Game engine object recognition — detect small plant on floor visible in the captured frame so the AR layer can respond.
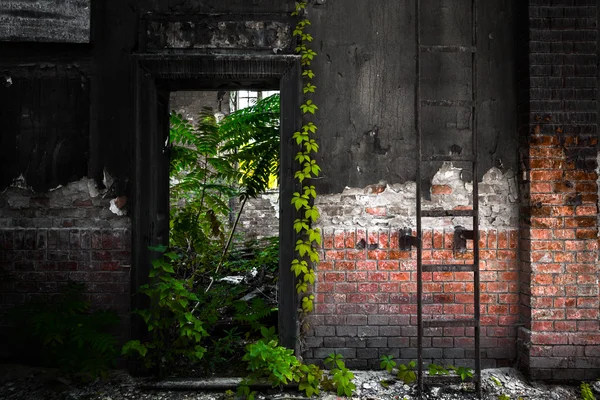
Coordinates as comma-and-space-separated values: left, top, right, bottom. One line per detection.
5, 282, 120, 380
322, 353, 356, 397
427, 363, 449, 376
238, 326, 303, 399
379, 356, 417, 384
498, 394, 510, 400
449, 365, 474, 381
238, 333, 357, 398
380, 354, 397, 373
397, 360, 417, 384
581, 382, 596, 400
237, 326, 324, 398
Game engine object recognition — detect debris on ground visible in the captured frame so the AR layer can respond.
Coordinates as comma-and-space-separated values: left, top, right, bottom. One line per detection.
0, 364, 585, 400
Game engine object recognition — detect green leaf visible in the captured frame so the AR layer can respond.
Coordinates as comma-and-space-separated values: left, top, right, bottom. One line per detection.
293, 218, 310, 233
291, 259, 309, 277
303, 83, 317, 94
295, 239, 312, 257
302, 69, 316, 79
293, 131, 309, 144
296, 282, 308, 293
292, 192, 310, 210
302, 295, 314, 312
307, 228, 322, 246
305, 206, 320, 223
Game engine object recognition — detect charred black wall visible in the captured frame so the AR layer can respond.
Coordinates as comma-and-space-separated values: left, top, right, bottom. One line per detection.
311, 0, 518, 194
0, 45, 91, 192
0, 0, 517, 195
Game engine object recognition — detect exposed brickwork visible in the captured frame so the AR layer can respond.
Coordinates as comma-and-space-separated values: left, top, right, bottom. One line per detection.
303, 227, 519, 369
518, 0, 599, 381
0, 179, 131, 358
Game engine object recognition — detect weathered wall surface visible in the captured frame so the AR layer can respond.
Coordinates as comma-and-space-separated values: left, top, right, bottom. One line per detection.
303, 165, 520, 369
0, 0, 598, 381
0, 0, 90, 43
0, 178, 131, 358
0, 0, 295, 357
310, 0, 518, 194
169, 91, 230, 120
517, 1, 600, 381
0, 63, 90, 192
300, 0, 522, 370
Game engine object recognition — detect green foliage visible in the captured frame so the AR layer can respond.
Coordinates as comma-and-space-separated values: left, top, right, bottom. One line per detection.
238, 329, 311, 399
219, 93, 280, 198
128, 94, 283, 376
225, 236, 279, 276
291, 0, 321, 316
323, 353, 356, 397
233, 297, 277, 331
243, 337, 299, 386
498, 395, 510, 400
237, 335, 356, 398
169, 94, 280, 254
380, 355, 397, 373
5, 282, 119, 380
121, 247, 208, 375
427, 363, 449, 376
448, 365, 474, 381
490, 375, 503, 387
581, 382, 596, 400
396, 360, 417, 384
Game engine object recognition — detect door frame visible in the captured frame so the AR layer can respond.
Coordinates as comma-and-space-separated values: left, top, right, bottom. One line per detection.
131, 53, 302, 350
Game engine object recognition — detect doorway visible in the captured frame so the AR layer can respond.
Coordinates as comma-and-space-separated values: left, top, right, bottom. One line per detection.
130, 54, 302, 353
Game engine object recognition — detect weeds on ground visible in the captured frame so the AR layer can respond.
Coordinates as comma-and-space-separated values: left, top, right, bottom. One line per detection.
5, 282, 120, 380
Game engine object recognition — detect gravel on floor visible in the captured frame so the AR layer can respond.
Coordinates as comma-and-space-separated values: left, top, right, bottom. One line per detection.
0, 364, 592, 400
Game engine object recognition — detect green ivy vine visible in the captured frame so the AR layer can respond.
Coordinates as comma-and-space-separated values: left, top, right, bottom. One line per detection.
291, 1, 320, 315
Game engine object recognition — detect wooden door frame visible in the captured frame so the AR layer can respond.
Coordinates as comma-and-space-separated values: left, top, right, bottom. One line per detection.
131, 53, 302, 350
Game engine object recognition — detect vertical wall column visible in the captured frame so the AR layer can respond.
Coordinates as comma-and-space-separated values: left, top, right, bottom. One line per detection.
518, 0, 599, 380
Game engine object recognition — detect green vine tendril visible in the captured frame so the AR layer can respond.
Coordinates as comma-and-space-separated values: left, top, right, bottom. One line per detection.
291, 1, 320, 315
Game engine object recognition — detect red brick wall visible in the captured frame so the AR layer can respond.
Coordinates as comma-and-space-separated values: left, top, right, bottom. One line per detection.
303, 227, 519, 369
516, 0, 600, 381
0, 181, 131, 357
519, 127, 599, 380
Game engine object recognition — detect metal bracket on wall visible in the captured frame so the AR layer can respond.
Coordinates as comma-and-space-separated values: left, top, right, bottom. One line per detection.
398, 227, 419, 251
453, 225, 474, 253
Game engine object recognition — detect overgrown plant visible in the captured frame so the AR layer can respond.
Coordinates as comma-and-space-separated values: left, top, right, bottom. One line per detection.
121, 245, 208, 375
291, 1, 321, 316
237, 327, 323, 399
237, 332, 356, 399
322, 353, 356, 397
5, 282, 120, 380
125, 96, 282, 376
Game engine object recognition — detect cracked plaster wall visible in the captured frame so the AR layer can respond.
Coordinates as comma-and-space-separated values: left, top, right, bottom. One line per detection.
316, 164, 519, 232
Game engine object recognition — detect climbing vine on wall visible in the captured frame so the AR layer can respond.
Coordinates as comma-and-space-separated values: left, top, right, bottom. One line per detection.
291, 1, 320, 316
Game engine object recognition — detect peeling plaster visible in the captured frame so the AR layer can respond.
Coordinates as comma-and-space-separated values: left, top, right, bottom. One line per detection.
315, 164, 519, 230
1, 174, 128, 222
110, 197, 127, 216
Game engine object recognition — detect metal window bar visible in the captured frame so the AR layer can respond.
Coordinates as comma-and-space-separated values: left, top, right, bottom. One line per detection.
414, 0, 481, 398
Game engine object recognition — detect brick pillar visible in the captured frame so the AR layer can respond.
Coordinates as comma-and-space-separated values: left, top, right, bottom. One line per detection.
518, 1, 600, 380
